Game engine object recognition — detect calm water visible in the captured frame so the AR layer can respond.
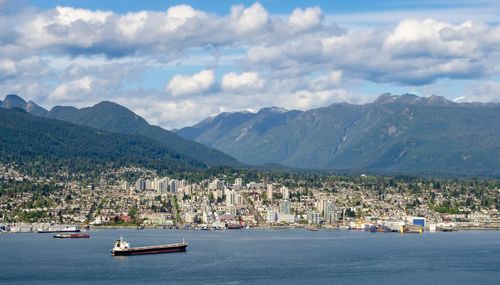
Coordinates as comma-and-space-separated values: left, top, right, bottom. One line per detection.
0, 229, 499, 284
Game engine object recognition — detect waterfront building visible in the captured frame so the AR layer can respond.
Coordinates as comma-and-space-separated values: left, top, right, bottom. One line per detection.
267, 208, 278, 223
278, 213, 295, 223
307, 211, 320, 225
324, 201, 336, 224
280, 200, 291, 215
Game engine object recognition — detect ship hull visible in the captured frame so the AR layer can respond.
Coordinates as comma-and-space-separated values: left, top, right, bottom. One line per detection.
54, 234, 89, 238
112, 244, 187, 256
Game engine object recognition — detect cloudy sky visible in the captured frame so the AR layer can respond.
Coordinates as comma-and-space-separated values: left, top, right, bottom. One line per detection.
1, 0, 500, 129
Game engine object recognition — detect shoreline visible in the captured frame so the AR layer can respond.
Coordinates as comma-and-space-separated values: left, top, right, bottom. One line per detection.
2, 224, 499, 233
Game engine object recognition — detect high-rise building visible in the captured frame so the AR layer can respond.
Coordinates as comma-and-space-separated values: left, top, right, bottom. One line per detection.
226, 190, 236, 206
159, 179, 169, 195
324, 201, 336, 224
235, 193, 244, 205
281, 186, 290, 200
234, 178, 243, 190
267, 208, 277, 223
267, 184, 273, 201
145, 179, 153, 190
169, 179, 178, 193
135, 178, 145, 191
307, 211, 320, 225
209, 179, 225, 190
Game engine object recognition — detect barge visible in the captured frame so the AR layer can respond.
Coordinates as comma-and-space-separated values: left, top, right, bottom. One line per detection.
54, 233, 89, 238
111, 237, 188, 256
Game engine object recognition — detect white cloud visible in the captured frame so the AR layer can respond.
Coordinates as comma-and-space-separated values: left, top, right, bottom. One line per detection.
288, 7, 323, 32
231, 2, 269, 33
166, 69, 215, 96
0, 59, 17, 76
309, 71, 343, 91
49, 76, 93, 102
221, 72, 264, 91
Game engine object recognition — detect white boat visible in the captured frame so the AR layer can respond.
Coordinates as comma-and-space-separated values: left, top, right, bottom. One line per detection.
38, 225, 80, 233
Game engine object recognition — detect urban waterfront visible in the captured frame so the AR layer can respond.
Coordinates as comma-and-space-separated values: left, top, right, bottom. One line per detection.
0, 229, 499, 284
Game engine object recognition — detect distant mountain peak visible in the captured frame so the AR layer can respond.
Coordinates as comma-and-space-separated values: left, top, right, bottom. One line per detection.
25, 100, 48, 116
426, 94, 454, 105
374, 93, 454, 106
93, 100, 123, 108
258, 106, 289, 114
1, 94, 48, 116
2, 94, 27, 108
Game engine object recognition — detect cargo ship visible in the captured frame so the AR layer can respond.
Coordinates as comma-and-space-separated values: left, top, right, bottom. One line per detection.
111, 237, 188, 256
54, 233, 90, 238
38, 226, 80, 233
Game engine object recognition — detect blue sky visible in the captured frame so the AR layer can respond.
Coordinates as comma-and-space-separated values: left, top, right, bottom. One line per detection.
1, 0, 500, 128
25, 0, 490, 15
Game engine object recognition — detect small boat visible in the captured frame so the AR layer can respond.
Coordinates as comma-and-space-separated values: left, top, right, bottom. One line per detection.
111, 237, 188, 256
227, 223, 243, 230
53, 233, 90, 238
438, 227, 457, 232
369, 225, 392, 233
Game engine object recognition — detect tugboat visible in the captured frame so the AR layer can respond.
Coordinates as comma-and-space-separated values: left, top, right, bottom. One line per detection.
54, 233, 90, 238
111, 237, 188, 256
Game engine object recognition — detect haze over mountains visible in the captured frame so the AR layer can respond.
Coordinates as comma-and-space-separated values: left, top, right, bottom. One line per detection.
177, 94, 500, 176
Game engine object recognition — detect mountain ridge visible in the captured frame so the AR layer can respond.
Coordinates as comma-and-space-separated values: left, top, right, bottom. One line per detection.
176, 93, 500, 176
0, 95, 240, 167
0, 107, 206, 175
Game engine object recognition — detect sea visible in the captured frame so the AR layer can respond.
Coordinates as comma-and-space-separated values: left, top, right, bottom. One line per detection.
0, 229, 499, 284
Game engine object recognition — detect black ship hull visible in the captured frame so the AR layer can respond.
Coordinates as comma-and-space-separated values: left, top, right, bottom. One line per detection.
112, 244, 187, 256
39, 230, 80, 233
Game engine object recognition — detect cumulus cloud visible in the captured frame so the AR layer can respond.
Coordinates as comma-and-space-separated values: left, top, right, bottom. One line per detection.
49, 76, 93, 102
288, 7, 323, 32
166, 69, 215, 96
221, 72, 264, 91
1, 1, 500, 128
231, 2, 269, 33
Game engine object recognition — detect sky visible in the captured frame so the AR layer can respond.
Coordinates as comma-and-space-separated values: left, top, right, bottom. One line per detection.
1, 0, 500, 129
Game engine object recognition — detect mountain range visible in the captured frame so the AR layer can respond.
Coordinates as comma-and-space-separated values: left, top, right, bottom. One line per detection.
177, 94, 500, 176
0, 94, 239, 168
0, 107, 205, 175
2, 93, 499, 177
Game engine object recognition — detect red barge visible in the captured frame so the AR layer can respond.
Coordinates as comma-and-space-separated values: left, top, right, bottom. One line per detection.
111, 237, 188, 256
53, 233, 90, 238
